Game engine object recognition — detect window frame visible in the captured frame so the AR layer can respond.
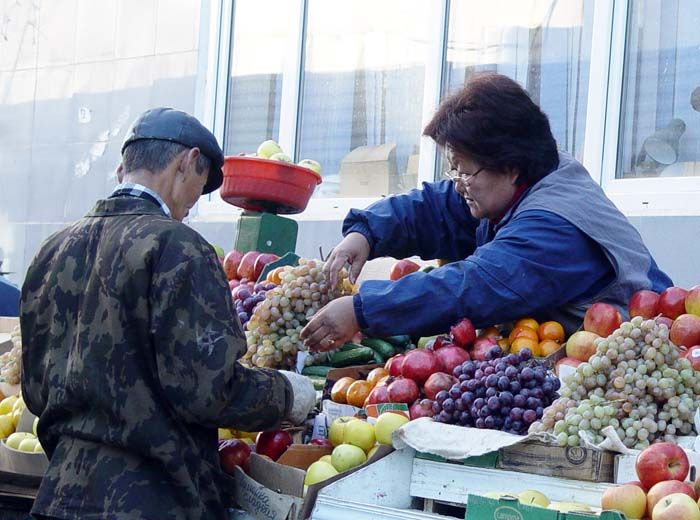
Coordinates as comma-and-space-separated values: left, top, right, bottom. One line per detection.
195, 0, 700, 222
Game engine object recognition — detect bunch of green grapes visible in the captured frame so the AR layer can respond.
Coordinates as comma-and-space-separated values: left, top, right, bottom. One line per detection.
538, 316, 699, 449
0, 326, 22, 385
242, 259, 351, 369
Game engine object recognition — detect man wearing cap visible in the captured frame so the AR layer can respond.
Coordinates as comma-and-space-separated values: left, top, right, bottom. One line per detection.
20, 108, 315, 520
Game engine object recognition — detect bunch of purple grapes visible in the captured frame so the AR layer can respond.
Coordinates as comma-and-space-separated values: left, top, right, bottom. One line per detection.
432, 346, 560, 434
233, 282, 276, 325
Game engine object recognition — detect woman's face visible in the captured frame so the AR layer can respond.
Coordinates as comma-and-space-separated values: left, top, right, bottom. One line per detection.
446, 147, 520, 221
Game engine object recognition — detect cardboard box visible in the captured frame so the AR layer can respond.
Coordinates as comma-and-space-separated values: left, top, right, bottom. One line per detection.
466, 494, 628, 520
321, 364, 383, 402
233, 444, 393, 520
338, 144, 398, 197
0, 408, 48, 478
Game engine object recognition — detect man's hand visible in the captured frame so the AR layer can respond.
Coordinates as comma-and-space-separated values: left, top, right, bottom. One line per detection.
323, 233, 370, 290
300, 296, 359, 352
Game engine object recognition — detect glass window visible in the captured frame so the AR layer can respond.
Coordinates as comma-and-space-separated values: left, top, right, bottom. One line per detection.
223, 0, 295, 155
297, 0, 434, 198
617, 0, 700, 179
442, 0, 594, 173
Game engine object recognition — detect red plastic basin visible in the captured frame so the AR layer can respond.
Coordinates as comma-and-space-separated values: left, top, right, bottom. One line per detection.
221, 156, 322, 214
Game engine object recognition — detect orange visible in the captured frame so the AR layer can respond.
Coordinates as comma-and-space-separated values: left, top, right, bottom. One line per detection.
482, 326, 502, 338
266, 267, 284, 285
346, 380, 374, 408
538, 321, 565, 343
330, 377, 355, 404
539, 339, 561, 357
497, 338, 511, 353
508, 326, 539, 343
510, 337, 540, 357
366, 367, 388, 387
514, 318, 539, 331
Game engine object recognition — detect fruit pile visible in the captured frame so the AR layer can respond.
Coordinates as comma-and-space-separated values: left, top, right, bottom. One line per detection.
250, 139, 322, 177
432, 347, 560, 434
243, 259, 353, 369
533, 315, 699, 449
601, 442, 700, 520
231, 281, 276, 326
0, 395, 25, 439
0, 325, 22, 385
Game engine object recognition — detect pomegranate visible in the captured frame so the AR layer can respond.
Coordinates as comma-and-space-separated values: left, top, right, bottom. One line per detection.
400, 349, 441, 385
409, 399, 435, 420
365, 384, 390, 406
423, 372, 458, 400
434, 346, 470, 374
387, 378, 420, 404
385, 354, 405, 377
471, 336, 499, 361
427, 335, 452, 350
450, 318, 476, 348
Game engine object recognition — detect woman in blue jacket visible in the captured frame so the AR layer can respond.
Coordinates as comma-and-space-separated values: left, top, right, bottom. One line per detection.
300, 73, 671, 352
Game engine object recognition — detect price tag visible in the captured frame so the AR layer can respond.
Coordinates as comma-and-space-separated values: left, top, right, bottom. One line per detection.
295, 351, 310, 373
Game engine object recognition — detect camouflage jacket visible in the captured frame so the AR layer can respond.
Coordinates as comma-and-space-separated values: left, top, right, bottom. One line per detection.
20, 197, 292, 520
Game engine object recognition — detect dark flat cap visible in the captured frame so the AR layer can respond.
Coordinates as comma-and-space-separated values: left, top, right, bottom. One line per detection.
122, 107, 224, 194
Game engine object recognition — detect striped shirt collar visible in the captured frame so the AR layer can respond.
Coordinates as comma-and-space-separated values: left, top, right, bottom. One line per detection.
110, 182, 172, 218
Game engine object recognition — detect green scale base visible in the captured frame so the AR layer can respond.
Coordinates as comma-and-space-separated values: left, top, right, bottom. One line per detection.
234, 211, 298, 256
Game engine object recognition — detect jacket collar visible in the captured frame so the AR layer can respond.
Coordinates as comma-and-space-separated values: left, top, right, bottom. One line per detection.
86, 197, 169, 218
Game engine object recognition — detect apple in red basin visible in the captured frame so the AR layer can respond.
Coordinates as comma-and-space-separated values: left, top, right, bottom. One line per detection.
219, 439, 251, 474
635, 442, 689, 490
223, 250, 244, 281
237, 251, 261, 280
255, 430, 293, 461
629, 289, 660, 319
389, 259, 421, 281
658, 287, 689, 319
647, 479, 696, 515
583, 302, 622, 338
253, 253, 279, 281
450, 318, 476, 348
670, 314, 700, 348
686, 286, 700, 316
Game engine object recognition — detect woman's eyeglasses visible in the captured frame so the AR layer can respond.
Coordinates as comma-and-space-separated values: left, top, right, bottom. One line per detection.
443, 166, 485, 184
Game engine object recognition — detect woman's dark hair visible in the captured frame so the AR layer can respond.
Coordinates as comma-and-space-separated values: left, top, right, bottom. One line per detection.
423, 72, 559, 185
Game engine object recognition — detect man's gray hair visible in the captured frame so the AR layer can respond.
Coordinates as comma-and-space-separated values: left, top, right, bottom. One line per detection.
122, 139, 211, 176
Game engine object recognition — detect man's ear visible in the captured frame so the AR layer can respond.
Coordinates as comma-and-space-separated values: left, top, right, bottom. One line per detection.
116, 163, 125, 182
181, 148, 201, 176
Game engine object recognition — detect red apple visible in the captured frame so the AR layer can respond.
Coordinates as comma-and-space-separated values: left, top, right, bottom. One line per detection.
636, 442, 689, 490
237, 251, 261, 280
450, 318, 476, 348
647, 480, 696, 514
255, 430, 293, 461
218, 439, 251, 474
670, 314, 700, 348
686, 286, 700, 317
656, 316, 674, 329
659, 287, 689, 320
223, 250, 243, 281
400, 349, 441, 385
387, 377, 420, 404
626, 480, 647, 491
423, 372, 458, 401
409, 399, 435, 420
652, 492, 700, 520
310, 438, 333, 448
471, 336, 499, 361
555, 357, 583, 376
629, 289, 661, 319
686, 346, 700, 370
600, 484, 647, 519
385, 354, 405, 377
389, 259, 421, 281
583, 302, 623, 337
565, 330, 601, 361
252, 253, 279, 282
434, 346, 470, 375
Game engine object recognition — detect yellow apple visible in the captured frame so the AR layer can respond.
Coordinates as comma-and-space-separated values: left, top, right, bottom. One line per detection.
366, 445, 379, 460
374, 413, 409, 445
0, 395, 18, 415
304, 461, 339, 486
331, 444, 366, 472
18, 438, 39, 453
269, 152, 293, 163
256, 140, 283, 159
328, 417, 356, 447
6, 432, 34, 450
318, 455, 332, 464
0, 414, 14, 438
343, 420, 375, 452
297, 159, 322, 176
11, 396, 25, 413
653, 493, 700, 520
33, 442, 44, 454
518, 490, 550, 508
218, 428, 234, 440
601, 484, 646, 519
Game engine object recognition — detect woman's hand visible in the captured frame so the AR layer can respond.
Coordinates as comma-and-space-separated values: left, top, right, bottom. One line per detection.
300, 296, 359, 352
323, 232, 371, 290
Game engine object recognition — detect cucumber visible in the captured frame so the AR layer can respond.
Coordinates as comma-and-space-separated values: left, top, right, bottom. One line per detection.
339, 342, 364, 352
329, 347, 375, 367
301, 365, 333, 377
361, 338, 396, 359
371, 350, 385, 364
383, 335, 412, 348
308, 376, 326, 391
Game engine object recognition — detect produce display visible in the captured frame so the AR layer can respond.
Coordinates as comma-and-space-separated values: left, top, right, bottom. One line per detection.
0, 325, 22, 385
253, 140, 322, 177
